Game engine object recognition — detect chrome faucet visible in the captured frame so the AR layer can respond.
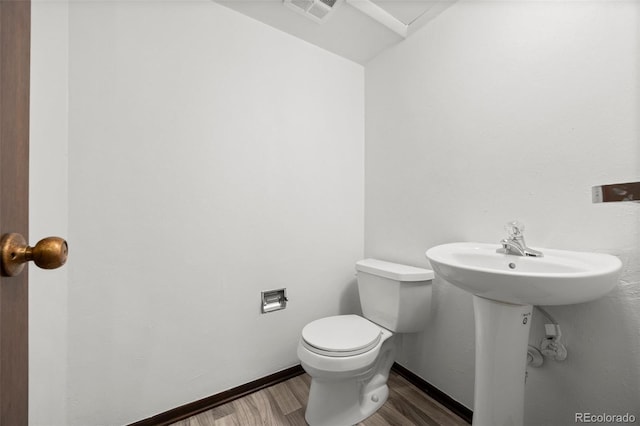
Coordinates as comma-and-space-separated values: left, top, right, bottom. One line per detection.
497, 221, 544, 257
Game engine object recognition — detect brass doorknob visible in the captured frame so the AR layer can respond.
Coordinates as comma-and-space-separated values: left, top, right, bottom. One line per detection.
0, 233, 68, 277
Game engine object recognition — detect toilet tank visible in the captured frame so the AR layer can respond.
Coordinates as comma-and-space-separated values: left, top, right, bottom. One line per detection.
356, 259, 434, 333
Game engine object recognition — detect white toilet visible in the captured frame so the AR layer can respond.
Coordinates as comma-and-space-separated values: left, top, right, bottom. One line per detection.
297, 258, 434, 426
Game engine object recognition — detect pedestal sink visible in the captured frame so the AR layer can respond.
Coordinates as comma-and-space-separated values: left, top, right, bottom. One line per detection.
426, 242, 622, 426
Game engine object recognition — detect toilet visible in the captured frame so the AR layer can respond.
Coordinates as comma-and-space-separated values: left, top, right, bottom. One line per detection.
297, 258, 434, 426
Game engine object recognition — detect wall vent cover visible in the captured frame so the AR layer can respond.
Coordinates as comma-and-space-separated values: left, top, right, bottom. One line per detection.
284, 0, 340, 23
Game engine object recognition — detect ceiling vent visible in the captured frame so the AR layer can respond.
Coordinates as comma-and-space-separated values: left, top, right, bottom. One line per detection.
284, 0, 339, 23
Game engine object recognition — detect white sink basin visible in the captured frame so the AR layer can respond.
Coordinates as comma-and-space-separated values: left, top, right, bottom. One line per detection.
426, 242, 622, 305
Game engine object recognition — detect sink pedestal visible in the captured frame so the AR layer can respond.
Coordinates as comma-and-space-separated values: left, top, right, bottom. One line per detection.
473, 296, 533, 426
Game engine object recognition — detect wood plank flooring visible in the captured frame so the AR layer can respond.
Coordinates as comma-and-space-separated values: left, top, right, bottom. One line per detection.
171, 371, 469, 426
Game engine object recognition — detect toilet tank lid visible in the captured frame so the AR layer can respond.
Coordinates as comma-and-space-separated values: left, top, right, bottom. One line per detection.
356, 258, 434, 282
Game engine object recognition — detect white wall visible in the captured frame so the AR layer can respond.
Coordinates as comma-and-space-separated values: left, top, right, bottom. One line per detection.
65, 2, 363, 424
366, 1, 640, 424
30, 1, 69, 425
31, 0, 640, 424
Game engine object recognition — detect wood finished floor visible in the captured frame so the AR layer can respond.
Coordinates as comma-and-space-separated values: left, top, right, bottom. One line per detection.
170, 371, 469, 426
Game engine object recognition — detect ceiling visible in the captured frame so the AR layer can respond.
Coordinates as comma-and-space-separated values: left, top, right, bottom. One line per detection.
216, 0, 456, 64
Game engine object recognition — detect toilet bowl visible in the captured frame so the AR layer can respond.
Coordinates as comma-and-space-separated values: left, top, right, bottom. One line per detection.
298, 315, 395, 426
297, 259, 434, 426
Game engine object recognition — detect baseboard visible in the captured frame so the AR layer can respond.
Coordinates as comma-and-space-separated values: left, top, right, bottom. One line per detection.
128, 365, 304, 426
129, 362, 472, 426
391, 362, 473, 424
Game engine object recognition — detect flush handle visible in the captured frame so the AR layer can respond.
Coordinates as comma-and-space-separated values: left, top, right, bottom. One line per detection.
1, 233, 68, 277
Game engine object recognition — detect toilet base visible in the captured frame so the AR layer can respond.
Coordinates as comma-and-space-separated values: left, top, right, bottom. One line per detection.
302, 334, 396, 426
305, 378, 388, 426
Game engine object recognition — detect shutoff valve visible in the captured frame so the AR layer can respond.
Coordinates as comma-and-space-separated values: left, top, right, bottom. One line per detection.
540, 323, 567, 361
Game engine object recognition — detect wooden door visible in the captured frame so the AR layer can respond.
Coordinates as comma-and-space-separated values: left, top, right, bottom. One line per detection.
0, 0, 31, 424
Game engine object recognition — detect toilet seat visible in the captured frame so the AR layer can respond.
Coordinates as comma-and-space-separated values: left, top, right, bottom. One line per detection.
301, 315, 382, 357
